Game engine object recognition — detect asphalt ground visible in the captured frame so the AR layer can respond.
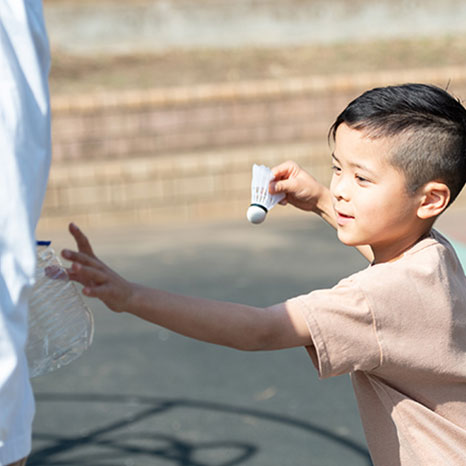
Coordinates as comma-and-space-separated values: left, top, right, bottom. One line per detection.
30, 207, 466, 466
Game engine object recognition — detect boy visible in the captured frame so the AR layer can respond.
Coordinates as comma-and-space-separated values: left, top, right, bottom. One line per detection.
62, 83, 466, 465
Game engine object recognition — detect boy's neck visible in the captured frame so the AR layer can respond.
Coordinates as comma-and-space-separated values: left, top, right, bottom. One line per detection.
371, 228, 432, 265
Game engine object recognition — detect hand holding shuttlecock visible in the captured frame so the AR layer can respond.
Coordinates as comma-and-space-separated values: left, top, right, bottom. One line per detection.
247, 164, 285, 224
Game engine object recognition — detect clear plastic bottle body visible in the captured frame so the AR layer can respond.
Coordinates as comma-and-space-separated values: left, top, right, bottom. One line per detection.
26, 242, 94, 378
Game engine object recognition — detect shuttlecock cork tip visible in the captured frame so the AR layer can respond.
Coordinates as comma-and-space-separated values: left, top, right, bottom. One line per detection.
247, 204, 267, 224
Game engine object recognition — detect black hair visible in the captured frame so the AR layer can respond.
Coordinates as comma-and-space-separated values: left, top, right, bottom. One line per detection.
329, 83, 466, 205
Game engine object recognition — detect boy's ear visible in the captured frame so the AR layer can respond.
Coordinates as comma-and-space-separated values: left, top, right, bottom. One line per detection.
417, 181, 450, 219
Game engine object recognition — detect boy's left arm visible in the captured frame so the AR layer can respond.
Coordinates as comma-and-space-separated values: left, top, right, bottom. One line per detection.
62, 223, 312, 352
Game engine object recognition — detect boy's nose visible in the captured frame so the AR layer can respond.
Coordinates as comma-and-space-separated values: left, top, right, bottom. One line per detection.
331, 174, 351, 201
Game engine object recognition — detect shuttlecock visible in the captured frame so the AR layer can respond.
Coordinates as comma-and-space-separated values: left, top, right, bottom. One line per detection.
247, 164, 285, 224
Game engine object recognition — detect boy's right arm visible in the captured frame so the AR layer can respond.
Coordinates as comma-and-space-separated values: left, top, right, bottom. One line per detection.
62, 223, 313, 352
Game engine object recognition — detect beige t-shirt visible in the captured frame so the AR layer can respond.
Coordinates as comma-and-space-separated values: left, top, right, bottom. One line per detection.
283, 229, 466, 465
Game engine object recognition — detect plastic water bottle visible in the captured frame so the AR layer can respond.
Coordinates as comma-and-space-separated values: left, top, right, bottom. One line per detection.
26, 241, 94, 378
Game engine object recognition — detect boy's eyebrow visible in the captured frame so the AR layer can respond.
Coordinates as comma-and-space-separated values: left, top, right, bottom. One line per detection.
331, 153, 377, 177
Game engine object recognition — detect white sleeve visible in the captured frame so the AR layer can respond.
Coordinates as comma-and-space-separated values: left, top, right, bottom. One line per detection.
0, 1, 51, 463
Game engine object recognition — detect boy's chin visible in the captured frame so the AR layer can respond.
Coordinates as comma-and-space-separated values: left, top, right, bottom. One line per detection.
336, 230, 363, 247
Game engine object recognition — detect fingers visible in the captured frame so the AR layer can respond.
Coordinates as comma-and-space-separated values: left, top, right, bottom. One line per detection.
66, 261, 108, 288
270, 175, 300, 199
67, 263, 130, 313
81, 284, 103, 298
270, 160, 301, 195
270, 178, 292, 195
68, 222, 95, 256
81, 282, 114, 300
61, 248, 100, 268
271, 160, 300, 180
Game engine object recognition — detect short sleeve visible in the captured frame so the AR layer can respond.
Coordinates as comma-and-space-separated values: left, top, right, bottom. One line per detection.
285, 276, 382, 378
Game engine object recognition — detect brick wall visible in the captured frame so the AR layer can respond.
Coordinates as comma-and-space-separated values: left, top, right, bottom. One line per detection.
40, 66, 466, 228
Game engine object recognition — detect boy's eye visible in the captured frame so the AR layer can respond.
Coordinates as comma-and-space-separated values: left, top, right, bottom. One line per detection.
331, 165, 341, 174
355, 174, 370, 184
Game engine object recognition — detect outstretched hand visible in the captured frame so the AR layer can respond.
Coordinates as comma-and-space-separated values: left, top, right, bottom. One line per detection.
61, 223, 133, 313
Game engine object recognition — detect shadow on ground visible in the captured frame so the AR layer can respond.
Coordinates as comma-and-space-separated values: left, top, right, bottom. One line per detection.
30, 393, 371, 466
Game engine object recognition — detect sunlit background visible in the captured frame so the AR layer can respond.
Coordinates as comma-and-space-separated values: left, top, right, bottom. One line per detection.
39, 0, 466, 231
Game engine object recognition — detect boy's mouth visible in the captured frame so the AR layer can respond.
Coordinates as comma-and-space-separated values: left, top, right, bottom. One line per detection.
335, 210, 354, 226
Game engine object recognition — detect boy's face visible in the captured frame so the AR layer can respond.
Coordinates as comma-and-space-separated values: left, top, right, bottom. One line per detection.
330, 123, 424, 263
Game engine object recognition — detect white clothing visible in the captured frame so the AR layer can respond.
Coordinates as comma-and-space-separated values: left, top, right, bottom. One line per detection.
0, 1, 51, 464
